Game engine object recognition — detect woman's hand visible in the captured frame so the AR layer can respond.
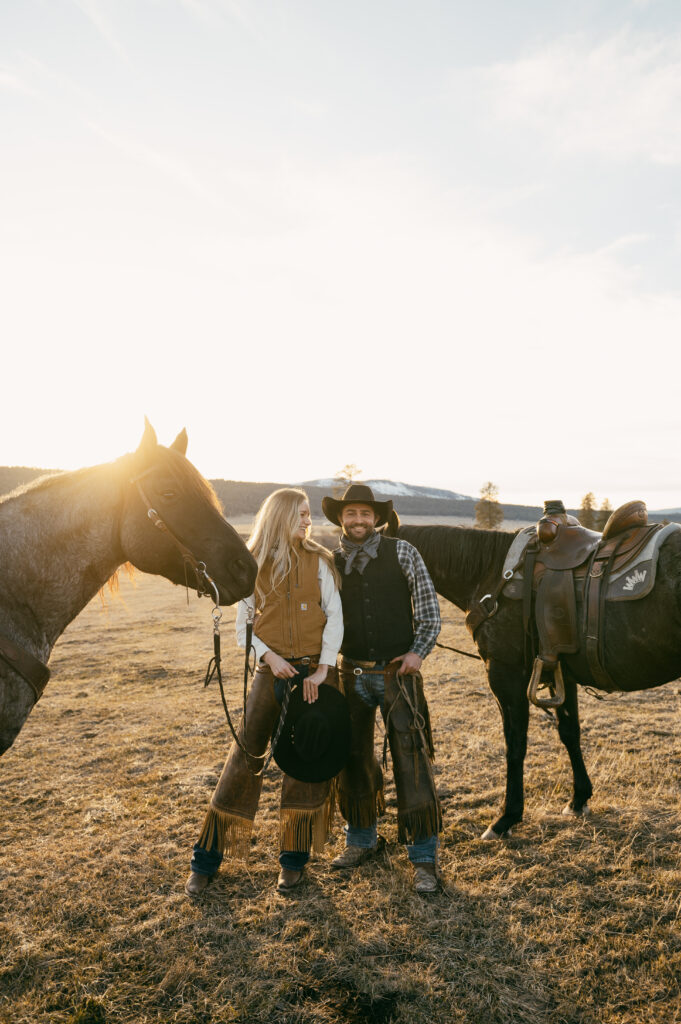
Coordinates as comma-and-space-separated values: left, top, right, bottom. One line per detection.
263, 652, 299, 679
303, 663, 329, 703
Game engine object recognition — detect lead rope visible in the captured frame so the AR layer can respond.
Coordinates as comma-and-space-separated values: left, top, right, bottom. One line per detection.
382, 670, 441, 876
203, 599, 290, 777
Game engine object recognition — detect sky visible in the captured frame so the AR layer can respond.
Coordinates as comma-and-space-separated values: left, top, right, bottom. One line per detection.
2, 0, 681, 510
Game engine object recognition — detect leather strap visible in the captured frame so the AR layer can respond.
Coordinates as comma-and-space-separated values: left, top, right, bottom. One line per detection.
585, 553, 618, 691
133, 477, 204, 574
0, 632, 50, 703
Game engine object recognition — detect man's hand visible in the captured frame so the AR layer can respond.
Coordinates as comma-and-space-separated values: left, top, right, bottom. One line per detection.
263, 652, 299, 679
303, 664, 329, 703
389, 652, 423, 676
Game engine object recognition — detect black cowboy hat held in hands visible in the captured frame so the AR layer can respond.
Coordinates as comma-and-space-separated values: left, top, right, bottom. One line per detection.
272, 682, 352, 783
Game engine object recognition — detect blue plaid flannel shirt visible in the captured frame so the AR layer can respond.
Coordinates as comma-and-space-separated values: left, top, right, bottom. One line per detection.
395, 539, 441, 659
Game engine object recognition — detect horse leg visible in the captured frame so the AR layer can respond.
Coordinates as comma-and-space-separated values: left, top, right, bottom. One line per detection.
482, 661, 529, 840
555, 675, 592, 817
0, 675, 34, 756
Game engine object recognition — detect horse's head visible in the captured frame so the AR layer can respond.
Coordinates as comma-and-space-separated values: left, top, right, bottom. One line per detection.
119, 420, 257, 605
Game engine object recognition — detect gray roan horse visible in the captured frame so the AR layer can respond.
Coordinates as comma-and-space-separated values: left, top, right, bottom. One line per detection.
0, 421, 257, 756
387, 518, 681, 840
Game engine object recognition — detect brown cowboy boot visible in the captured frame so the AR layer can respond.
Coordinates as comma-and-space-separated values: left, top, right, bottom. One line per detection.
184, 871, 215, 896
277, 867, 304, 892
412, 863, 438, 893
330, 843, 378, 869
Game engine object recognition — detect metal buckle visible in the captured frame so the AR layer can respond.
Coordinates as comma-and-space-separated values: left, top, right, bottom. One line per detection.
479, 593, 498, 618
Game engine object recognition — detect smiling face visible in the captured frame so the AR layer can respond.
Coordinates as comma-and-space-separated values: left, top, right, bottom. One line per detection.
339, 503, 379, 544
295, 499, 312, 542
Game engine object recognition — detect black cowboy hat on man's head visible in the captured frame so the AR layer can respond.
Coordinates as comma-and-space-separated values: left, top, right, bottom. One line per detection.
322, 483, 393, 528
272, 682, 352, 783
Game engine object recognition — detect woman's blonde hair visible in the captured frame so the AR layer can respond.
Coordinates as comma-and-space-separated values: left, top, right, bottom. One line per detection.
248, 488, 340, 608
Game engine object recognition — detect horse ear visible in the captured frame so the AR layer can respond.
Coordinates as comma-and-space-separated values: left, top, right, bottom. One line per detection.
170, 428, 188, 456
136, 417, 158, 455
385, 510, 401, 537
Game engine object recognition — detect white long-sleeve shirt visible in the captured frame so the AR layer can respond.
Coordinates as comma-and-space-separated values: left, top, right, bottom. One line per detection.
235, 557, 343, 666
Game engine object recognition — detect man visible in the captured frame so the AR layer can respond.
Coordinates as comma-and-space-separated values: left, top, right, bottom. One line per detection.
322, 483, 442, 893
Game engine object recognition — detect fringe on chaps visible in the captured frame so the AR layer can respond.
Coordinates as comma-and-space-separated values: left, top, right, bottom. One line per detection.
195, 663, 339, 860
338, 664, 442, 844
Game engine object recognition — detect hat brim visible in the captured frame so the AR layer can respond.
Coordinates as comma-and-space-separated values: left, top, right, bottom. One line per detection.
272, 683, 352, 783
322, 495, 393, 528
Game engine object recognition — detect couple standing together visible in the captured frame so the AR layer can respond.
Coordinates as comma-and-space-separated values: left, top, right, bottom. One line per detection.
185, 483, 443, 896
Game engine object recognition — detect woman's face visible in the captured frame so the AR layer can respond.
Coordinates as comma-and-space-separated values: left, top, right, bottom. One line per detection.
295, 500, 312, 541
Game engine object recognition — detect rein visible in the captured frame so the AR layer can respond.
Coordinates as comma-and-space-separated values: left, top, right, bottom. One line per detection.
131, 470, 282, 775
435, 640, 481, 660
203, 599, 289, 777
131, 468, 268, 760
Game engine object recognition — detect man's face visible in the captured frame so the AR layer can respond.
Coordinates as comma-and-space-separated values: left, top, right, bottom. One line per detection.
340, 504, 379, 543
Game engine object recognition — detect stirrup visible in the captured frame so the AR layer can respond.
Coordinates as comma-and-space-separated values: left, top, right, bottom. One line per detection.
527, 657, 566, 709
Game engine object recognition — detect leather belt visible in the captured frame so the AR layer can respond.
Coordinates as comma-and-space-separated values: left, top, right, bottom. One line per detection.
340, 657, 396, 677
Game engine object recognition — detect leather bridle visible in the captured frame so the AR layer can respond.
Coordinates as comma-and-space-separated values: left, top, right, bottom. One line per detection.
131, 467, 221, 605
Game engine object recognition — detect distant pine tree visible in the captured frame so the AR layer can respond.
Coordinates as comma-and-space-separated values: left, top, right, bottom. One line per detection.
475, 481, 504, 530
579, 492, 597, 530
596, 498, 613, 532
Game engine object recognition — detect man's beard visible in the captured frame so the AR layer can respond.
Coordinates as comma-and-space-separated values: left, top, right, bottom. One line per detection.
343, 524, 374, 542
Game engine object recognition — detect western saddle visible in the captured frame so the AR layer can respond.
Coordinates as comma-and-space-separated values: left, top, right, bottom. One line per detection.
468, 499, 663, 709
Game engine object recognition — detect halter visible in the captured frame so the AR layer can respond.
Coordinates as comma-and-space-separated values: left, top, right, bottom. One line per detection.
131, 467, 221, 606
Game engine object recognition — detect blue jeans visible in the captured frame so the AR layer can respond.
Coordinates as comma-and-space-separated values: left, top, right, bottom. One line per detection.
191, 841, 309, 875
344, 667, 438, 866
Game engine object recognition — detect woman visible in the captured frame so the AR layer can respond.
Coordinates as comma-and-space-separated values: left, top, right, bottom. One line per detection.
185, 488, 343, 896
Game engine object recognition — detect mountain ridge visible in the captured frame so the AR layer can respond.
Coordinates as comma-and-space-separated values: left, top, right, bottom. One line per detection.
0, 466, 675, 523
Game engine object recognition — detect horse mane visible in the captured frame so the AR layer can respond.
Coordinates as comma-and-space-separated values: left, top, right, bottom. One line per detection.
102, 561, 136, 602
397, 523, 517, 583
1, 446, 224, 515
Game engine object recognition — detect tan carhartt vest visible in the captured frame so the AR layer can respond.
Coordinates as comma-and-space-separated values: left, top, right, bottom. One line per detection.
254, 548, 327, 658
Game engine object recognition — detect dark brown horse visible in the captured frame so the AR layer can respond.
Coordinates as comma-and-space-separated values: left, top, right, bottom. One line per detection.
0, 421, 257, 756
388, 519, 681, 839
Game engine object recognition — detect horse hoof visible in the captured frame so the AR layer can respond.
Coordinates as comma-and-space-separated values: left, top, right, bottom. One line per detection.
480, 826, 511, 840
561, 801, 591, 818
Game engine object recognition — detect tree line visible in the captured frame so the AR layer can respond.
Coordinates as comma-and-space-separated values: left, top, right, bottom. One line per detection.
474, 485, 614, 531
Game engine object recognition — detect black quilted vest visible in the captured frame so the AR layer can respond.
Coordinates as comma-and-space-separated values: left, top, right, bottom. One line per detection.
334, 536, 414, 661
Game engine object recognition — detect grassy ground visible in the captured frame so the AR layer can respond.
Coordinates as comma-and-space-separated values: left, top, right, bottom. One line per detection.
1, 572, 680, 1024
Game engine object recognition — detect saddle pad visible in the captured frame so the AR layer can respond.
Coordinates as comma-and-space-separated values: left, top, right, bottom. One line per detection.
501, 527, 534, 581
606, 522, 681, 601
501, 527, 534, 600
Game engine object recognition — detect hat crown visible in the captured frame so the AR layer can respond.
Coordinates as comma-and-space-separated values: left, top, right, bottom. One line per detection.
340, 483, 378, 504
293, 711, 330, 761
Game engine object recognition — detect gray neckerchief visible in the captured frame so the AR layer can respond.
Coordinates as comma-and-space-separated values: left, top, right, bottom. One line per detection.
339, 530, 381, 575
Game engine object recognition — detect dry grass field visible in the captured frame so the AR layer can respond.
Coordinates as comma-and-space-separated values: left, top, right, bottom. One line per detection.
2, 569, 681, 1024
